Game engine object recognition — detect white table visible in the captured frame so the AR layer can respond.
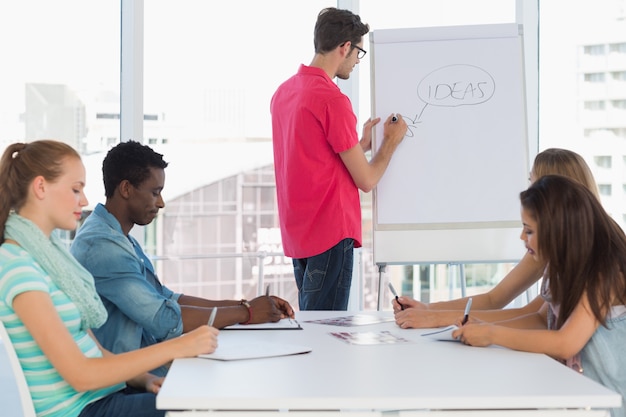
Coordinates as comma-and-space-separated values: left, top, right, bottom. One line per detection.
157, 311, 621, 416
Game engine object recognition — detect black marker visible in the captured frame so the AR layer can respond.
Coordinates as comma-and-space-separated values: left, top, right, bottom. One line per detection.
461, 298, 473, 325
391, 115, 398, 123
388, 282, 404, 310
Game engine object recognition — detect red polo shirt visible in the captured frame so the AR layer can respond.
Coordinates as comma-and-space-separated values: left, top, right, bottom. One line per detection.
271, 64, 362, 258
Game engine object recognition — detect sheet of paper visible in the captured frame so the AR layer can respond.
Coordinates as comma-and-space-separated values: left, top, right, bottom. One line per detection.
305, 314, 395, 327
420, 325, 460, 341
199, 340, 311, 361
330, 330, 411, 345
223, 318, 302, 330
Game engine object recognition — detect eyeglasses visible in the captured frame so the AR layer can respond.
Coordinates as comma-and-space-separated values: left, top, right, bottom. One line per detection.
353, 45, 367, 59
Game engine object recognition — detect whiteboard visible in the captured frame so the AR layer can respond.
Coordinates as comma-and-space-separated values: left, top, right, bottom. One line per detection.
370, 24, 529, 265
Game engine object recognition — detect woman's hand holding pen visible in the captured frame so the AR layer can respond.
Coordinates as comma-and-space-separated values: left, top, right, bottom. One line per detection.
176, 325, 219, 357
394, 306, 444, 329
452, 300, 493, 346
390, 283, 435, 328
452, 320, 496, 347
392, 296, 425, 313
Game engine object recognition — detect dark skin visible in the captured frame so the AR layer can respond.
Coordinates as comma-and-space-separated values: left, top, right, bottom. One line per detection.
177, 294, 292, 331
104, 166, 295, 330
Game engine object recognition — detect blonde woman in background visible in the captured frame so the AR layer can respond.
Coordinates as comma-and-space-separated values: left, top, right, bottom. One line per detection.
393, 148, 600, 329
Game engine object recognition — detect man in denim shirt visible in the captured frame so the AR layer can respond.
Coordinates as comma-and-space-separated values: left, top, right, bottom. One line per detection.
71, 141, 294, 376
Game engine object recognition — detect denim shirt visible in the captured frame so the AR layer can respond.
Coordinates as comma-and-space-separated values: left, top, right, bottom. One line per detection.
70, 203, 183, 376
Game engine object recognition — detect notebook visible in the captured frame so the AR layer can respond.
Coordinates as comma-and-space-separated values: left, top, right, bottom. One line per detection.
199, 340, 312, 361
420, 325, 460, 341
223, 318, 302, 330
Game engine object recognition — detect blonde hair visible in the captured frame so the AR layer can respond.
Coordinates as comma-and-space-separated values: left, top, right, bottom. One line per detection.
0, 140, 80, 240
531, 148, 599, 198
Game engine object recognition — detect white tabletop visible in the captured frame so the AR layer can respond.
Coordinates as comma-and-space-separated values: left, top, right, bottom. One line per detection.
157, 311, 621, 413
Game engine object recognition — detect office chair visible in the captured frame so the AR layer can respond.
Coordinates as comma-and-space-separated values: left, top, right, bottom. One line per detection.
0, 321, 36, 417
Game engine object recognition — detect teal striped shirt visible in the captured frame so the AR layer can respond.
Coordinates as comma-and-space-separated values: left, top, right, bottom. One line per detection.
0, 243, 124, 417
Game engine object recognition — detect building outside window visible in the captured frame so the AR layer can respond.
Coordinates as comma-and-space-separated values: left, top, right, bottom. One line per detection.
3, 0, 626, 310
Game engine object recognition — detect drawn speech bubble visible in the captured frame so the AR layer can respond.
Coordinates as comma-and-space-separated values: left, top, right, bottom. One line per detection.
417, 64, 495, 107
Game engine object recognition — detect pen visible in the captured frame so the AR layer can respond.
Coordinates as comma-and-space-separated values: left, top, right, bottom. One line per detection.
388, 282, 404, 310
266, 284, 270, 296
391, 115, 398, 123
461, 297, 472, 325
208, 306, 217, 327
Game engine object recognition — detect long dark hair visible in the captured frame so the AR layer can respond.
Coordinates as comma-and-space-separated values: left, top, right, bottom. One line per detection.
520, 175, 626, 328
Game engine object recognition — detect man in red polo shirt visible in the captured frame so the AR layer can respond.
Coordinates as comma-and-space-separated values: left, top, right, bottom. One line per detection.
270, 7, 407, 310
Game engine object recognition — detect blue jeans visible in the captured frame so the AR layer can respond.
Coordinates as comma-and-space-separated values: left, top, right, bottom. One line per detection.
78, 387, 165, 417
293, 238, 354, 310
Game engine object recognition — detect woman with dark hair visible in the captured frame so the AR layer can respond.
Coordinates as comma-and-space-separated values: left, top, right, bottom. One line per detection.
393, 148, 600, 329
454, 175, 626, 417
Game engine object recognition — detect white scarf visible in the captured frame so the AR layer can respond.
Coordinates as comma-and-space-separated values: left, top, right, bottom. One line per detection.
4, 213, 107, 330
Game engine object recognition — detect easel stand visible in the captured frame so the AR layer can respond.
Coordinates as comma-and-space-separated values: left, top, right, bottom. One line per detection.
448, 263, 467, 300
377, 263, 387, 310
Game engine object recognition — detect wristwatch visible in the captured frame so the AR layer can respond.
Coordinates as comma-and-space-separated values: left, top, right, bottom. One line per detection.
239, 299, 252, 324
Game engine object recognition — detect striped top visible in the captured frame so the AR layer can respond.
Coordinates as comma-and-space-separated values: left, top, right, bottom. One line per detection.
0, 243, 124, 417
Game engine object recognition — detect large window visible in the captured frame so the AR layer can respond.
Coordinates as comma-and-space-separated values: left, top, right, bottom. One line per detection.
143, 0, 333, 142
0, 1, 120, 153
141, 1, 333, 304
141, 0, 520, 309
3, 0, 625, 310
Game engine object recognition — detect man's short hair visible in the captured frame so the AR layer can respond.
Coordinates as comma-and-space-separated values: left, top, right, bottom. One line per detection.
102, 140, 169, 198
313, 7, 369, 54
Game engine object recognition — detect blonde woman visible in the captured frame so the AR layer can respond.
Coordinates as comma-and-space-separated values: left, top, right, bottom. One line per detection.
394, 148, 600, 329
